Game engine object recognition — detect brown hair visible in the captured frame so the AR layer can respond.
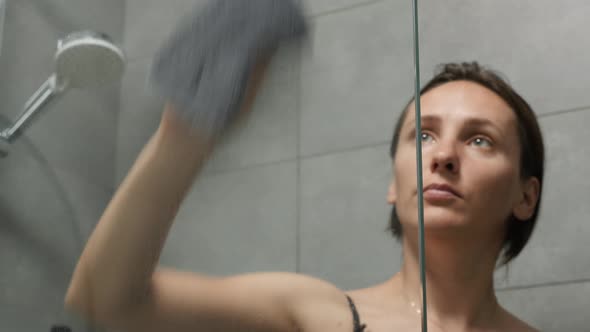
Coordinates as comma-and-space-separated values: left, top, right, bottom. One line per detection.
387, 61, 545, 266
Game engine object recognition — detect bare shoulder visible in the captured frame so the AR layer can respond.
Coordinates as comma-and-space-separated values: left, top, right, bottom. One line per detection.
500, 307, 539, 332
277, 272, 359, 331
178, 270, 355, 331
95, 268, 354, 332
220, 271, 357, 331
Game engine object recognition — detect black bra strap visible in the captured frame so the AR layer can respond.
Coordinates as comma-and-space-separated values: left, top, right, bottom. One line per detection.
345, 294, 367, 332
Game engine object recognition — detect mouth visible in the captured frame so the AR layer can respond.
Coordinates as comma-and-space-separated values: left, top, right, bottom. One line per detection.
423, 183, 462, 198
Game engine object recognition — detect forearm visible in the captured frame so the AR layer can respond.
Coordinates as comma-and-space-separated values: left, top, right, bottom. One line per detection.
65, 105, 214, 319
65, 54, 270, 321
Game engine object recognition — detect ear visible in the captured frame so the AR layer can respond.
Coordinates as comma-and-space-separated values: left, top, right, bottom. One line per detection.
512, 177, 540, 221
387, 179, 397, 205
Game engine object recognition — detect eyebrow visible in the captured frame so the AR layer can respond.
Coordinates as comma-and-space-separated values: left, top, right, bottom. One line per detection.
406, 115, 504, 136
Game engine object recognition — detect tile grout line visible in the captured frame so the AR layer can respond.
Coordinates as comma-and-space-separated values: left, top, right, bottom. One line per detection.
114, 0, 128, 198
310, 0, 389, 19
201, 139, 391, 178
300, 140, 391, 161
497, 278, 590, 292
201, 139, 385, 178
295, 41, 303, 274
101, 12, 126, 332
537, 105, 590, 119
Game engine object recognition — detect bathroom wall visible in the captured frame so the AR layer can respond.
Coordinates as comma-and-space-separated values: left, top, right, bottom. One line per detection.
116, 0, 590, 330
0, 0, 124, 331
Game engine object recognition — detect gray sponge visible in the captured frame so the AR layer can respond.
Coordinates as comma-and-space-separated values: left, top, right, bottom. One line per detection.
150, 0, 308, 139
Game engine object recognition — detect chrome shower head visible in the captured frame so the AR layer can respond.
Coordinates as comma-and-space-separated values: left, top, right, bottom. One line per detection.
55, 31, 125, 89
0, 31, 125, 151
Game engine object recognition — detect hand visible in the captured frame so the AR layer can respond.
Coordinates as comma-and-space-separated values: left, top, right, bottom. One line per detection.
150, 0, 308, 141
158, 56, 272, 151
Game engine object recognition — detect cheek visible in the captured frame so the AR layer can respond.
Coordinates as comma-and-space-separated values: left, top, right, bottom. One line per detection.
394, 152, 418, 197
469, 161, 519, 211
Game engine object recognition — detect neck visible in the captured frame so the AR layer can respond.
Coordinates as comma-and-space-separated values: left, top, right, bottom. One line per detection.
396, 229, 503, 330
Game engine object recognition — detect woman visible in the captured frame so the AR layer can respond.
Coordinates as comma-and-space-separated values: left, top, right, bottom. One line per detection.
64, 60, 544, 331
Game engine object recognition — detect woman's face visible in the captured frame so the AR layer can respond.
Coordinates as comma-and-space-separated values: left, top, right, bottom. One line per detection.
389, 80, 538, 239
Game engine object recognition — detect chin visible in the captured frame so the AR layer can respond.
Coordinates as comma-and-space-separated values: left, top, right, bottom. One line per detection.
422, 208, 467, 229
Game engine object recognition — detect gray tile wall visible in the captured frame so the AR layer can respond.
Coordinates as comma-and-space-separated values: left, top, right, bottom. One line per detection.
0, 0, 124, 331
116, 0, 589, 331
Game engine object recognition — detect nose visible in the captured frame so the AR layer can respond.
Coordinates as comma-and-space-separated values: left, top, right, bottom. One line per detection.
428, 139, 459, 175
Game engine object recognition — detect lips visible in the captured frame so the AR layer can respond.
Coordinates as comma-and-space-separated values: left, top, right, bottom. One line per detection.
423, 183, 462, 198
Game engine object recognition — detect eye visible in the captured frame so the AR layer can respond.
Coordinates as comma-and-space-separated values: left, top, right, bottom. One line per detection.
421, 132, 434, 143
470, 137, 492, 148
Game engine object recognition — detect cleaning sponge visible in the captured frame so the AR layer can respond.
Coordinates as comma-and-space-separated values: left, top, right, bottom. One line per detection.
150, 0, 308, 139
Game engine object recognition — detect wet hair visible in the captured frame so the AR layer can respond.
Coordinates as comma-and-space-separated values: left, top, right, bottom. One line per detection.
386, 61, 545, 266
